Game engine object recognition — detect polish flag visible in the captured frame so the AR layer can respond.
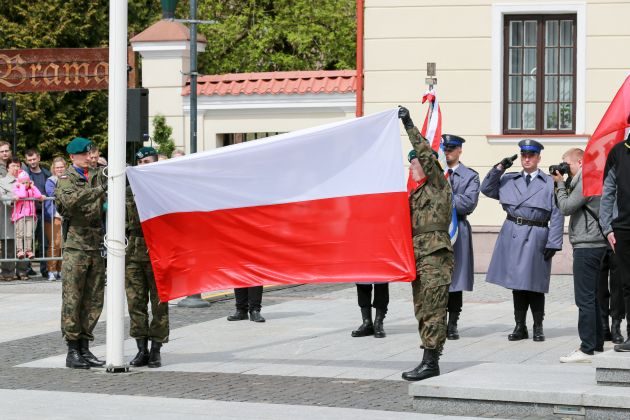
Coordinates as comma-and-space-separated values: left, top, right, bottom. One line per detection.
127, 109, 416, 302
583, 75, 630, 196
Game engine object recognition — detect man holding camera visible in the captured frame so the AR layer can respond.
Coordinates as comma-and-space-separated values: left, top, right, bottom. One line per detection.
553, 148, 607, 362
481, 139, 563, 342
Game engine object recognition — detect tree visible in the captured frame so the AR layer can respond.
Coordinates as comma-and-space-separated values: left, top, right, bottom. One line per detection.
151, 114, 175, 158
0, 0, 356, 161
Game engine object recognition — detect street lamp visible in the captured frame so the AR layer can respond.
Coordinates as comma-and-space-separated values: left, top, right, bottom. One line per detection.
160, 0, 177, 19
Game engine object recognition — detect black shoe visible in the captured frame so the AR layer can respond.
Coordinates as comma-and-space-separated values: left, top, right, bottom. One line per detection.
27, 267, 37, 276
129, 338, 150, 367
373, 309, 386, 338
614, 339, 630, 352
402, 349, 440, 381
148, 341, 162, 368
227, 310, 248, 321
508, 311, 529, 341
79, 338, 105, 367
351, 307, 374, 337
66, 340, 90, 369
249, 310, 266, 323
447, 312, 460, 340
532, 312, 545, 342
611, 319, 624, 344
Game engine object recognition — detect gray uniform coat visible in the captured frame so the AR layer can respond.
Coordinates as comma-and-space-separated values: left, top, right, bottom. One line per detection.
481, 168, 563, 293
449, 163, 480, 292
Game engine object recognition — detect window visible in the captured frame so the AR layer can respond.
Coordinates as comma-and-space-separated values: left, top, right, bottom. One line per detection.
503, 14, 576, 134
219, 132, 283, 147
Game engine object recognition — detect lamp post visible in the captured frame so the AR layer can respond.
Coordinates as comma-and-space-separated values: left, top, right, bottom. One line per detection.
161, 0, 214, 308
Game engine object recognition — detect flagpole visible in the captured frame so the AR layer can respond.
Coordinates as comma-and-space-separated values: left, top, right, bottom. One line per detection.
105, 0, 129, 373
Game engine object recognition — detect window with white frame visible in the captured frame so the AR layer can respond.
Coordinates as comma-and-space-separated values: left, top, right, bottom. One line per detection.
503, 14, 576, 134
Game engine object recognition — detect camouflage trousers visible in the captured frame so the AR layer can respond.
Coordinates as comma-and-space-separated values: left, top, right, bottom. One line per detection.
61, 249, 105, 342
125, 260, 169, 343
412, 247, 454, 351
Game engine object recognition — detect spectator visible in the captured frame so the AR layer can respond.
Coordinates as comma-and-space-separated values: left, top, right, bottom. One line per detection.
88, 145, 101, 169
553, 148, 607, 363
600, 133, 630, 352
44, 157, 66, 281
0, 141, 11, 177
0, 157, 23, 280
24, 148, 51, 278
171, 149, 185, 158
12, 171, 43, 261
157, 154, 168, 161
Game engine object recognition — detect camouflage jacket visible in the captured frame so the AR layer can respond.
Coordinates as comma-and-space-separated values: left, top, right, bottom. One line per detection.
56, 165, 106, 251
406, 126, 453, 257
125, 185, 149, 262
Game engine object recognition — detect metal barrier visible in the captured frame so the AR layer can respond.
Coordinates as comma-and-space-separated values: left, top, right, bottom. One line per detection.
0, 196, 63, 264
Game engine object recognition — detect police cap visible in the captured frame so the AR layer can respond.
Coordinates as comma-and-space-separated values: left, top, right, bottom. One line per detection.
518, 139, 544, 154
135, 146, 157, 160
66, 137, 94, 154
442, 134, 465, 149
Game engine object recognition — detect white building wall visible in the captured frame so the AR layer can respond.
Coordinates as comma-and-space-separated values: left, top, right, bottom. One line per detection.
364, 0, 630, 227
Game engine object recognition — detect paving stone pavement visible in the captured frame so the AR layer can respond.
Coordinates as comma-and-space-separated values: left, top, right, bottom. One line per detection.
0, 274, 598, 419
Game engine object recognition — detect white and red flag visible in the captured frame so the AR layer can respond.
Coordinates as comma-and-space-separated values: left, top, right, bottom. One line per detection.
127, 109, 416, 302
408, 89, 458, 243
583, 75, 630, 196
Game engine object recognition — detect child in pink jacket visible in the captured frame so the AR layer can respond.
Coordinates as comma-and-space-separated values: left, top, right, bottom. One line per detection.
13, 171, 43, 259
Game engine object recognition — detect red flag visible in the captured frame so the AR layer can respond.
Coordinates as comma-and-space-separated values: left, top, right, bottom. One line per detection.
583, 75, 630, 196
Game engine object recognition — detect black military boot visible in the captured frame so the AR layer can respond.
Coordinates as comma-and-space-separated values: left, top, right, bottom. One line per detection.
508, 311, 529, 341
249, 310, 266, 323
227, 309, 248, 321
373, 309, 387, 338
532, 312, 545, 342
447, 312, 460, 340
129, 338, 150, 367
602, 311, 612, 341
79, 338, 105, 367
611, 319, 624, 344
401, 348, 440, 381
351, 307, 374, 337
66, 340, 90, 369
614, 326, 630, 352
147, 341, 162, 368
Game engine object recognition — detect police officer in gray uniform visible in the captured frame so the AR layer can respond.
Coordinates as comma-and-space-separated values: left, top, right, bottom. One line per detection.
481, 139, 563, 342
442, 135, 480, 340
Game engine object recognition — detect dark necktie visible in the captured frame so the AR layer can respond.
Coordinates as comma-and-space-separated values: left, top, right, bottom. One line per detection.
525, 174, 531, 186
448, 169, 453, 187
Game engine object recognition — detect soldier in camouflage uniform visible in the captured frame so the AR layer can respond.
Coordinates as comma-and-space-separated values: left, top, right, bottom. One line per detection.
126, 147, 169, 368
398, 107, 454, 382
56, 137, 107, 369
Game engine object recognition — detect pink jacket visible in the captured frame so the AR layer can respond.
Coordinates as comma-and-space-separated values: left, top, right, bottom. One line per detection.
12, 182, 42, 222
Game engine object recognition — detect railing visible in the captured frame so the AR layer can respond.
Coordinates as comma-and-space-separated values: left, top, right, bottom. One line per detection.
0, 196, 63, 263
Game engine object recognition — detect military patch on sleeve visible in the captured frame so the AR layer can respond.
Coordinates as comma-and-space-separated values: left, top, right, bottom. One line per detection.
59, 175, 68, 179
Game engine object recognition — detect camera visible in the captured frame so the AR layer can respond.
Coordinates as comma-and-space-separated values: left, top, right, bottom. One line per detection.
549, 162, 570, 176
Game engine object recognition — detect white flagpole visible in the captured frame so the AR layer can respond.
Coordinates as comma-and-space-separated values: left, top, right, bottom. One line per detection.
105, 0, 128, 372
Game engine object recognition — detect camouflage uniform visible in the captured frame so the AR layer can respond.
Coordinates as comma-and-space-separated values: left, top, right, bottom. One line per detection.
125, 186, 169, 343
57, 165, 106, 342
406, 126, 455, 352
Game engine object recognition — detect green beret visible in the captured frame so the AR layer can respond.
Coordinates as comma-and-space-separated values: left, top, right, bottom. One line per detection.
135, 146, 157, 160
66, 137, 94, 154
407, 150, 418, 162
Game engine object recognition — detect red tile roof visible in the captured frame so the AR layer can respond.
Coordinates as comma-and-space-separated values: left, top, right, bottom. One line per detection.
182, 70, 356, 96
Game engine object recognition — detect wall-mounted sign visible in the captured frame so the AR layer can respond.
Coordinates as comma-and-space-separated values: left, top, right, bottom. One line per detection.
0, 48, 109, 93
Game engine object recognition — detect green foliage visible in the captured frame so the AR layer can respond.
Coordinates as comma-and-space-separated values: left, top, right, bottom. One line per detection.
0, 0, 356, 162
197, 0, 356, 73
151, 114, 175, 158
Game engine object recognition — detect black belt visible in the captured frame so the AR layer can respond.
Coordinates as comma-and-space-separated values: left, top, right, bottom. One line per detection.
507, 214, 548, 228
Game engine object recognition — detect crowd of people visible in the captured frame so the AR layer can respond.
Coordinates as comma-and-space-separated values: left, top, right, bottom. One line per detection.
5, 115, 629, 380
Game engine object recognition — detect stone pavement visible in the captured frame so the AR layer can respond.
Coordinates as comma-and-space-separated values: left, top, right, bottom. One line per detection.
0, 274, 613, 419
